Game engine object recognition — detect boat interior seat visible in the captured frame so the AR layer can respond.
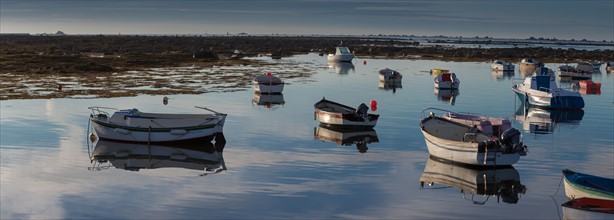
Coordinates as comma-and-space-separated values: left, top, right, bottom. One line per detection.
441, 74, 451, 82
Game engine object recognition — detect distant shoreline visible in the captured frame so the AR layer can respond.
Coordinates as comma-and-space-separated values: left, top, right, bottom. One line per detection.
1, 35, 612, 100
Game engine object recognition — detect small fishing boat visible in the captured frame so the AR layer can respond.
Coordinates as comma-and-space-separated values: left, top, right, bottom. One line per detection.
491, 60, 515, 71
90, 132, 226, 174
314, 97, 379, 128
378, 68, 402, 82
512, 71, 585, 109
327, 46, 354, 62
419, 108, 527, 166
314, 125, 378, 153
519, 58, 539, 74
576, 61, 594, 73
562, 198, 614, 220
562, 169, 614, 200
420, 156, 526, 205
606, 62, 614, 73
491, 70, 514, 80
434, 72, 460, 89
430, 68, 449, 77
558, 64, 592, 79
252, 72, 284, 94
88, 106, 227, 143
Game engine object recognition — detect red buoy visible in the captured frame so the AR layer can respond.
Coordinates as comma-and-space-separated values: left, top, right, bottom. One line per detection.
363, 60, 367, 65
267, 72, 272, 76
370, 100, 377, 111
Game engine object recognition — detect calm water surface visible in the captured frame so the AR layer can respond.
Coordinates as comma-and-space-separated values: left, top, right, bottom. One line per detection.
1, 54, 613, 219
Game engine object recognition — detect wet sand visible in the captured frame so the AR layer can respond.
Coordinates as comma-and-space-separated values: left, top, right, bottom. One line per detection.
1, 35, 611, 100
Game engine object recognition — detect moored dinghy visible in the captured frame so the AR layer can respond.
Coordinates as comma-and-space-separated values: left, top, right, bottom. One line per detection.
434, 72, 460, 89
252, 72, 284, 94
89, 106, 227, 143
378, 68, 402, 82
327, 45, 354, 62
419, 108, 527, 166
562, 198, 614, 220
491, 60, 515, 71
562, 169, 614, 200
512, 70, 585, 109
314, 97, 379, 128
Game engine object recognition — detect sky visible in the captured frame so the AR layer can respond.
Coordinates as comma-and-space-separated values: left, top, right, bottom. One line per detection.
1, 0, 613, 41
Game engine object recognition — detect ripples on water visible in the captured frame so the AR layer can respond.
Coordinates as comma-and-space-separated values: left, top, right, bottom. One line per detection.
1, 54, 612, 219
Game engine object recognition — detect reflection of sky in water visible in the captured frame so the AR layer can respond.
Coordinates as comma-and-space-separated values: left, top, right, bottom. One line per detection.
1, 54, 613, 219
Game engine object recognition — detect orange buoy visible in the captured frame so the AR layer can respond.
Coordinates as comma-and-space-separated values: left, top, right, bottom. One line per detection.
370, 100, 377, 111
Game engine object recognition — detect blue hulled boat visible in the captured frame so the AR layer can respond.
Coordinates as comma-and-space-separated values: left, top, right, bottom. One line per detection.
512, 71, 584, 109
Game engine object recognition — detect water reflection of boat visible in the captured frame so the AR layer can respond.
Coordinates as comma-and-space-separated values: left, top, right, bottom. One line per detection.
490, 70, 514, 80
434, 88, 459, 105
90, 133, 226, 175
328, 61, 355, 74
378, 80, 402, 93
420, 156, 526, 205
313, 125, 378, 153
252, 92, 285, 108
513, 105, 584, 134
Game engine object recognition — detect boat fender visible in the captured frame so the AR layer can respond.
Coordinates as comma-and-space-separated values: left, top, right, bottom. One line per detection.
115, 128, 130, 134
170, 129, 187, 135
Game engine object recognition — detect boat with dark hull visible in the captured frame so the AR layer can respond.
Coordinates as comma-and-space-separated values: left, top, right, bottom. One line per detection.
314, 98, 379, 128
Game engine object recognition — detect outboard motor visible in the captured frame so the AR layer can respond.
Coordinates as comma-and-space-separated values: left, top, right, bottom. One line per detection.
356, 103, 369, 118
500, 128, 527, 154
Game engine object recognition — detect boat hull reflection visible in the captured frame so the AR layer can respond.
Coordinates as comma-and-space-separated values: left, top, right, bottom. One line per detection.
420, 156, 526, 204
328, 61, 355, 75
378, 81, 402, 93
314, 125, 378, 153
434, 88, 459, 105
252, 92, 285, 108
514, 104, 584, 134
90, 133, 226, 174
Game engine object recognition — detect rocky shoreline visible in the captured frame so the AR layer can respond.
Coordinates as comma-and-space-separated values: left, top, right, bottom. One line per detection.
1, 35, 612, 100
